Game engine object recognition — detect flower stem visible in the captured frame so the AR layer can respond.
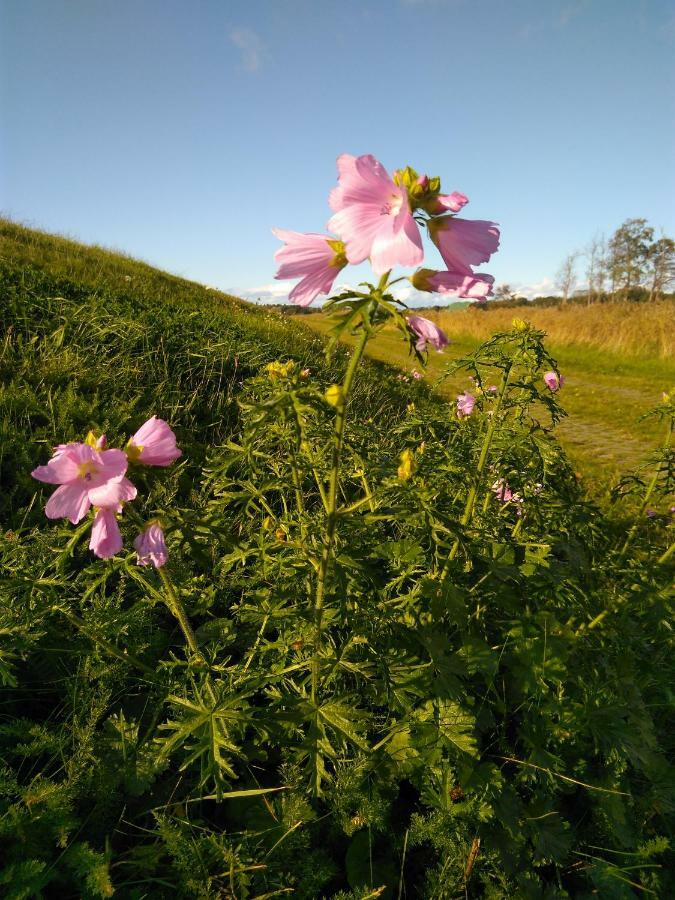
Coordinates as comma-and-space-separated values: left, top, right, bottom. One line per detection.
311, 309, 372, 704
443, 364, 512, 572
157, 566, 200, 656
619, 416, 672, 559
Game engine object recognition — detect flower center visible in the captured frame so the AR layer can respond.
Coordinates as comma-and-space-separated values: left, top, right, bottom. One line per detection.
381, 193, 404, 218
78, 462, 97, 481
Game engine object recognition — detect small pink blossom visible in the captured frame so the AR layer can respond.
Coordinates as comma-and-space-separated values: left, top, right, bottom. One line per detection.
272, 229, 347, 307
492, 479, 522, 503
134, 522, 168, 568
429, 191, 469, 214
544, 371, 565, 392
32, 443, 134, 524
327, 154, 423, 274
127, 417, 182, 467
411, 369, 423, 380
412, 267, 494, 300
407, 315, 449, 352
428, 216, 500, 276
90, 507, 124, 558
300, 367, 311, 377
457, 392, 476, 418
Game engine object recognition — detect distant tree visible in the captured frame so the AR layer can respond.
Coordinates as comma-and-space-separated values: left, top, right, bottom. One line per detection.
555, 252, 578, 304
607, 218, 654, 299
493, 283, 515, 302
584, 236, 603, 306
647, 235, 675, 301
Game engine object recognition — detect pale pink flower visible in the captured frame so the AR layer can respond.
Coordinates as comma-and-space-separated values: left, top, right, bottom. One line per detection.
134, 522, 168, 568
300, 367, 311, 377
428, 216, 500, 276
429, 191, 469, 214
492, 479, 522, 503
411, 369, 423, 380
543, 371, 564, 392
272, 229, 347, 307
127, 417, 182, 466
32, 443, 134, 524
327, 154, 423, 274
412, 267, 494, 300
407, 315, 449, 352
90, 507, 124, 558
457, 392, 476, 418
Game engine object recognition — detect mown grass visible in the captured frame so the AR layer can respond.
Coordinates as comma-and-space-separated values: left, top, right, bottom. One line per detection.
302, 308, 675, 493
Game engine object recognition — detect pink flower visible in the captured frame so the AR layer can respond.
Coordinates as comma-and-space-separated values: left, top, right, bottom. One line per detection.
327, 154, 423, 274
429, 191, 469, 214
411, 369, 423, 380
492, 479, 521, 503
428, 216, 500, 276
127, 417, 182, 466
543, 371, 564, 392
457, 392, 476, 418
412, 267, 494, 300
407, 315, 449, 352
272, 229, 347, 307
134, 522, 168, 568
90, 507, 124, 558
32, 443, 134, 524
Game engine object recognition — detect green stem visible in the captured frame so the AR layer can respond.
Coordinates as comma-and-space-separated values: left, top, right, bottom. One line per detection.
157, 567, 219, 706
657, 541, 675, 566
443, 364, 512, 571
158, 567, 200, 656
619, 417, 672, 559
55, 607, 155, 676
311, 312, 372, 704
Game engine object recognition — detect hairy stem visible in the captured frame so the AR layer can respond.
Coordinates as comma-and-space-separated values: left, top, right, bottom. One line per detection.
443, 364, 512, 571
311, 312, 372, 703
620, 416, 672, 559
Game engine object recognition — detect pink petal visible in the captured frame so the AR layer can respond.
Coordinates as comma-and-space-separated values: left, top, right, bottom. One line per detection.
88, 448, 128, 486
45, 483, 91, 524
88, 476, 137, 509
288, 266, 341, 307
370, 211, 423, 274
32, 452, 81, 485
327, 203, 386, 265
89, 508, 123, 558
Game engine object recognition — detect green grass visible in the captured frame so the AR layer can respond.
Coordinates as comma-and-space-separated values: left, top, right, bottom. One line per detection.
301, 314, 674, 492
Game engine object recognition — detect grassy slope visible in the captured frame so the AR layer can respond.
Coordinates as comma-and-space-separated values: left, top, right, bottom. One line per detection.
2, 217, 670, 502
0, 220, 417, 526
302, 309, 675, 491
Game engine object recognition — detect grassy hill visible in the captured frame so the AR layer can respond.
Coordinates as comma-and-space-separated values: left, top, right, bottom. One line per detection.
0, 218, 416, 526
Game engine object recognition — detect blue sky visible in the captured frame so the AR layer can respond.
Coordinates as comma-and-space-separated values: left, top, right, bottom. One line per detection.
2, 0, 674, 303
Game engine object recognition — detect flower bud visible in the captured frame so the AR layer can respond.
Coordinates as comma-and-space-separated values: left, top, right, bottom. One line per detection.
325, 384, 344, 408
397, 448, 416, 481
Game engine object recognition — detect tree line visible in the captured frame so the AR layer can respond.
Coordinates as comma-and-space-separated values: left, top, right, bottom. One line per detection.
493, 218, 675, 306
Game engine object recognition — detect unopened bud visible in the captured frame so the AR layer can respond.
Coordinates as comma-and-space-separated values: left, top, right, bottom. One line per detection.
325, 384, 344, 408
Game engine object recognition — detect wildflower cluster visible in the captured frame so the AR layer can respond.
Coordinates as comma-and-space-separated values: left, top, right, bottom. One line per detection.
31, 416, 180, 563
273, 152, 500, 354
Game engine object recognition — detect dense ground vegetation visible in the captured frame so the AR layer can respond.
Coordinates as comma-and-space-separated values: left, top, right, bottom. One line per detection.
1, 221, 673, 898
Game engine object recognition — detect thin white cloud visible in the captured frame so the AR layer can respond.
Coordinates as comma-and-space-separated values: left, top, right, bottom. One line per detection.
230, 27, 265, 72
510, 277, 559, 300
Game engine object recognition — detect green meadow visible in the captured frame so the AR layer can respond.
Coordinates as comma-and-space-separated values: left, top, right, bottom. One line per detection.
302, 311, 675, 495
